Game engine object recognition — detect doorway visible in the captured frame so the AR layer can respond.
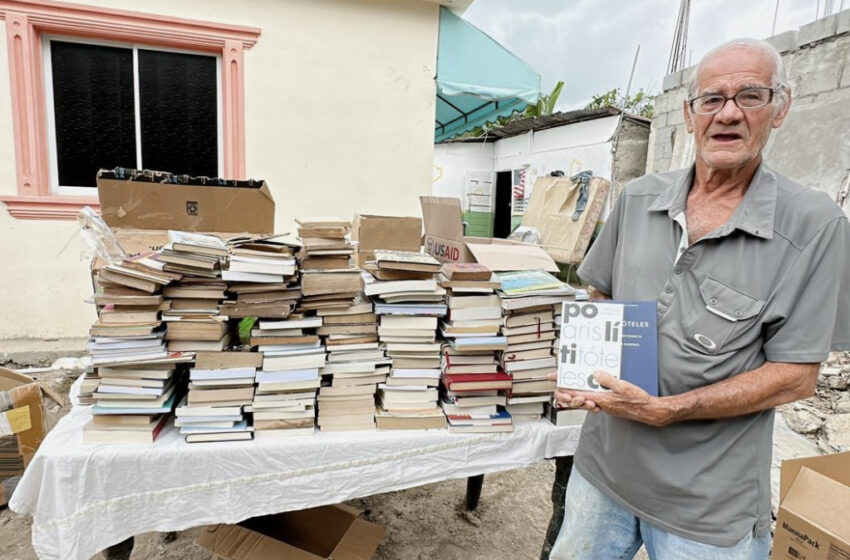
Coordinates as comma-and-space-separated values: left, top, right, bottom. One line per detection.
494, 170, 513, 238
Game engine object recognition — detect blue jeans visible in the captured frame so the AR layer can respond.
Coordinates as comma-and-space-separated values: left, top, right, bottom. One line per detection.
550, 468, 771, 560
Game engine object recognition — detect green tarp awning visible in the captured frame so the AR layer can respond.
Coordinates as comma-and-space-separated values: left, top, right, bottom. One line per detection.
435, 7, 541, 143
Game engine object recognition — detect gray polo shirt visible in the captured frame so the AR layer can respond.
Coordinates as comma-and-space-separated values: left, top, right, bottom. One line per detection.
575, 163, 850, 546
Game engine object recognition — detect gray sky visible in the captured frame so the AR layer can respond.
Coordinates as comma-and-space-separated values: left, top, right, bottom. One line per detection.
463, 0, 830, 110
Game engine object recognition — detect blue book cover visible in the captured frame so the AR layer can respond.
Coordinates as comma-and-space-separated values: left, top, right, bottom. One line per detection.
611, 300, 659, 397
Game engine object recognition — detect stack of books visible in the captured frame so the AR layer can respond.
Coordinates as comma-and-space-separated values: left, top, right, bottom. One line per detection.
366, 250, 447, 430
251, 317, 324, 438
496, 270, 579, 422
316, 297, 389, 431
84, 354, 190, 444
160, 231, 230, 352
437, 264, 513, 433
84, 255, 189, 444
220, 236, 300, 319
296, 217, 363, 312
175, 351, 259, 443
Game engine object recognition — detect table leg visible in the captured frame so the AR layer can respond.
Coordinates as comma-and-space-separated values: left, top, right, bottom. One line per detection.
540, 456, 574, 560
465, 474, 485, 511
102, 536, 134, 560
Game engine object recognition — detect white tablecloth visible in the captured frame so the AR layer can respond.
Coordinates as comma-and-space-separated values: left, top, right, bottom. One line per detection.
10, 378, 581, 560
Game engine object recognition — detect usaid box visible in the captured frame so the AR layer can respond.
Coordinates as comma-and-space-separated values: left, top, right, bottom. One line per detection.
196, 504, 386, 560
771, 451, 850, 560
420, 196, 558, 272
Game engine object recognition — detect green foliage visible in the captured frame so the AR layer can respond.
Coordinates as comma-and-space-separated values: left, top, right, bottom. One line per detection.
524, 80, 564, 118
238, 317, 257, 346
584, 87, 655, 119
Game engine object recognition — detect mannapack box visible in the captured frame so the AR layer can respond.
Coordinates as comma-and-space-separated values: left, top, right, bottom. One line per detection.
771, 451, 850, 560
196, 504, 387, 560
94, 174, 275, 264
420, 196, 558, 272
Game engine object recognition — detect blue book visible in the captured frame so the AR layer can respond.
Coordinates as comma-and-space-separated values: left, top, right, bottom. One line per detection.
611, 300, 659, 397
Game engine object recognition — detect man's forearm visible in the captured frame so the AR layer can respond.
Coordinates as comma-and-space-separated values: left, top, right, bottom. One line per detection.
659, 361, 819, 424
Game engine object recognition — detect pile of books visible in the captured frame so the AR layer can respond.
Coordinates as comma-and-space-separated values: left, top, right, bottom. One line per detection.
176, 351, 259, 443
296, 217, 362, 312
160, 231, 230, 353
84, 254, 189, 444
220, 236, 300, 319
496, 270, 578, 422
366, 251, 447, 430
316, 297, 389, 432
250, 316, 323, 438
438, 264, 513, 433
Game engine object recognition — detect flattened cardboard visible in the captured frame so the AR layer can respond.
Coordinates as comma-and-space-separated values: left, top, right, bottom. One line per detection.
352, 214, 422, 267
420, 196, 558, 272
772, 452, 850, 560
521, 175, 611, 264
97, 177, 275, 234
196, 504, 386, 560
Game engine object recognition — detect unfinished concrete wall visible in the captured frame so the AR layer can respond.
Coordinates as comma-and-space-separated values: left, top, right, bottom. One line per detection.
648, 9, 850, 204
611, 118, 650, 201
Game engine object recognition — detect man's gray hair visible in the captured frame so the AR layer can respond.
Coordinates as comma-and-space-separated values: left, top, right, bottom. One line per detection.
687, 38, 791, 108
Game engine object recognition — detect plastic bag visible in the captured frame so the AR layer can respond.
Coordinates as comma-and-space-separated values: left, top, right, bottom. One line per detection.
77, 206, 126, 265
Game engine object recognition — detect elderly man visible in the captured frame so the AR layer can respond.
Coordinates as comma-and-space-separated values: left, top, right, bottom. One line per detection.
547, 38, 850, 559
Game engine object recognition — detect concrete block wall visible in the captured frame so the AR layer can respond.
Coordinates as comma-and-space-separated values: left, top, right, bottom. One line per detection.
648, 9, 850, 202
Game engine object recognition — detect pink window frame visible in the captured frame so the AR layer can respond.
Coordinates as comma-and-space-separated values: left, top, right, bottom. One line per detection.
0, 0, 260, 219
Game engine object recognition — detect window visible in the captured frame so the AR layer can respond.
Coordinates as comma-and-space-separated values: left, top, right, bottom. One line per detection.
0, 2, 260, 219
44, 38, 221, 195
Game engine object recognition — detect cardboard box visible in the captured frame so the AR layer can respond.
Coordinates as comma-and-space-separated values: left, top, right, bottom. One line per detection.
196, 504, 386, 560
97, 176, 275, 235
420, 196, 558, 272
352, 214, 422, 267
771, 451, 850, 560
93, 175, 276, 268
0, 368, 49, 507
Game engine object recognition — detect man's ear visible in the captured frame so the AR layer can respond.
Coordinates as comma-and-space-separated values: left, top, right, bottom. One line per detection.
772, 89, 792, 129
683, 100, 694, 133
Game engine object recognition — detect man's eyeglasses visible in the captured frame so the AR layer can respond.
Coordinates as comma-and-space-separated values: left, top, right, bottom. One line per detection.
688, 86, 781, 115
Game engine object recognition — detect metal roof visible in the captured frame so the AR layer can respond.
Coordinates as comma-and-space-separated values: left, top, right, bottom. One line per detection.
439, 106, 651, 144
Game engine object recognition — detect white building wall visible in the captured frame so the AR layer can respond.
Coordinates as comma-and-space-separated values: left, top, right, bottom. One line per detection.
0, 0, 439, 340
432, 142, 494, 198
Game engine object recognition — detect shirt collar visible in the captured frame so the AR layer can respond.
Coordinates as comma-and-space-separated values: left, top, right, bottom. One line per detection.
648, 163, 777, 240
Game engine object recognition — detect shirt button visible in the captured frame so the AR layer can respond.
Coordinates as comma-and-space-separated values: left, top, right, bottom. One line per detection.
734, 310, 743, 317
709, 298, 718, 305
674, 267, 683, 274
665, 286, 673, 294
684, 251, 693, 258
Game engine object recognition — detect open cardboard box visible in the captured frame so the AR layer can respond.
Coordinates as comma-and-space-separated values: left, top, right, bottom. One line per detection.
771, 451, 850, 559
0, 368, 49, 507
94, 174, 276, 266
351, 214, 422, 268
196, 504, 386, 560
420, 196, 558, 272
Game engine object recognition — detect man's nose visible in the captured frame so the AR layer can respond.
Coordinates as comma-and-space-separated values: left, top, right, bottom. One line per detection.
714, 97, 744, 124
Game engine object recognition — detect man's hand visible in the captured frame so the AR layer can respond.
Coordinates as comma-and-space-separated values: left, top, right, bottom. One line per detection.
548, 371, 673, 427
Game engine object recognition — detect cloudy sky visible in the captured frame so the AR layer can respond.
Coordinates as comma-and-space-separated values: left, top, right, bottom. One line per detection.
463, 0, 835, 110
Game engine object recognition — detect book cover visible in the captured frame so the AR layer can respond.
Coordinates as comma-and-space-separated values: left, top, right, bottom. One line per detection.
612, 300, 659, 397
557, 302, 624, 392
495, 270, 564, 295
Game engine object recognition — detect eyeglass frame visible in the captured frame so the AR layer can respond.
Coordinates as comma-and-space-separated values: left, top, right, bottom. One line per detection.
687, 86, 783, 115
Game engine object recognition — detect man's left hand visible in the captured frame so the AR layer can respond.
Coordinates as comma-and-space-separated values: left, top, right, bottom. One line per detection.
548, 371, 673, 427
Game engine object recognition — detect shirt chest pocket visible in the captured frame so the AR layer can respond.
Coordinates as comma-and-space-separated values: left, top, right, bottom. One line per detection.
686, 276, 765, 354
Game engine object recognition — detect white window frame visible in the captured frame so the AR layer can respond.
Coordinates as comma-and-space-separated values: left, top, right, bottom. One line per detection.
42, 34, 224, 196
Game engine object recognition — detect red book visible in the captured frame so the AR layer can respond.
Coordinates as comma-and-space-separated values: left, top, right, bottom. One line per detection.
440, 263, 492, 281
442, 372, 512, 392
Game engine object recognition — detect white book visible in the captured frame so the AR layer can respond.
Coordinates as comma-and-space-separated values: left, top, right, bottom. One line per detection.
378, 316, 438, 329
364, 280, 438, 296
391, 369, 441, 379
259, 317, 323, 330
221, 270, 284, 283
256, 369, 320, 383
557, 301, 624, 392
190, 367, 257, 380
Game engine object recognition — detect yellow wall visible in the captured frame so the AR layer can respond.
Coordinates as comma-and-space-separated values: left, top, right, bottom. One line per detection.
0, 0, 439, 340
